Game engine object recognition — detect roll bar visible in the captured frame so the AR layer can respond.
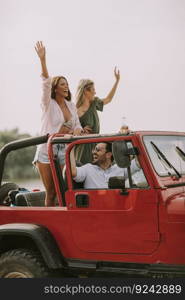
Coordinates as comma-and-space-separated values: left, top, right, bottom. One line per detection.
0, 135, 48, 186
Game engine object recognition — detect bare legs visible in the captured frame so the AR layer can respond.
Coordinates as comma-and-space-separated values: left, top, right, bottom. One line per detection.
36, 162, 56, 207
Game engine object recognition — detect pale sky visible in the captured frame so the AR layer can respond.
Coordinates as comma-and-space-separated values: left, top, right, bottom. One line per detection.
0, 0, 185, 136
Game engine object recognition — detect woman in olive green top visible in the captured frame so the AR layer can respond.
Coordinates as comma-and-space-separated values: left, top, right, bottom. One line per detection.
75, 67, 120, 164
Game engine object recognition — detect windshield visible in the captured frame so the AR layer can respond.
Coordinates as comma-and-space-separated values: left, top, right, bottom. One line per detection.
143, 135, 185, 177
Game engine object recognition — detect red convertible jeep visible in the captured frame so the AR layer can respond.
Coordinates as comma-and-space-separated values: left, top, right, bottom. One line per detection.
0, 131, 184, 278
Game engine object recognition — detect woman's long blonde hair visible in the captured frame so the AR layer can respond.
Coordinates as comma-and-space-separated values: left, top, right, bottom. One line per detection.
76, 79, 94, 108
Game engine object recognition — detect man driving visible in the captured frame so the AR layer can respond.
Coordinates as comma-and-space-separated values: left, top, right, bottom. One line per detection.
70, 142, 145, 189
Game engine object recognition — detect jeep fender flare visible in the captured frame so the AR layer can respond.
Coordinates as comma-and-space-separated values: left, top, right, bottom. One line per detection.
0, 223, 66, 269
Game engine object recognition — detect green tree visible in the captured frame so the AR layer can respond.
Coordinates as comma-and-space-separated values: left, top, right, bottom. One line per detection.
0, 128, 38, 180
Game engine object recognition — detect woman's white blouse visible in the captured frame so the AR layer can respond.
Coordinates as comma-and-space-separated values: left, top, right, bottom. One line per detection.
36, 76, 82, 156
40, 76, 81, 135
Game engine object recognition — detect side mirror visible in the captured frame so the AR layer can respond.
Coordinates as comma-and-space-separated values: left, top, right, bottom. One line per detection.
108, 176, 125, 189
112, 141, 139, 168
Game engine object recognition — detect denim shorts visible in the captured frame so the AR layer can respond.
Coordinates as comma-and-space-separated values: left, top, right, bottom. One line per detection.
33, 144, 65, 165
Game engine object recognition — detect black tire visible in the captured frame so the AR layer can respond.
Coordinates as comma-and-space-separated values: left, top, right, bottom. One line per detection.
0, 182, 19, 206
0, 249, 50, 278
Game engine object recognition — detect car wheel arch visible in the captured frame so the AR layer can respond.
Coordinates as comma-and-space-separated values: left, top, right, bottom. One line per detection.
0, 223, 66, 269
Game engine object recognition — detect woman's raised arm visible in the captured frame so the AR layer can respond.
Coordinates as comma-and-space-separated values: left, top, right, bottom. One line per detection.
102, 67, 120, 105
35, 41, 49, 78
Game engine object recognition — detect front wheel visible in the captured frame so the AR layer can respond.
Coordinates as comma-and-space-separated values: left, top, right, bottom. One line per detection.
0, 249, 50, 278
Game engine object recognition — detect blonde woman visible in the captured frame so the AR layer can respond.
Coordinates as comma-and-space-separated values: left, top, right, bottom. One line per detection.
75, 68, 120, 164
33, 41, 82, 206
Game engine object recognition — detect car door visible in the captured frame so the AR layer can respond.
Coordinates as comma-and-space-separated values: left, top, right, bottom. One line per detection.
66, 157, 160, 255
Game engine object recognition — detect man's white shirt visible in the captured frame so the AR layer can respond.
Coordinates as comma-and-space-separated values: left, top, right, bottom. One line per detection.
74, 160, 147, 189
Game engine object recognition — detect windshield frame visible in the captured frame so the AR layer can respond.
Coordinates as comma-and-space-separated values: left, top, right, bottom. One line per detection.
143, 134, 185, 177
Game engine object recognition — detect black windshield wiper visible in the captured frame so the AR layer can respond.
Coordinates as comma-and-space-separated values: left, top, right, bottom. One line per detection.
176, 146, 185, 162
150, 141, 181, 178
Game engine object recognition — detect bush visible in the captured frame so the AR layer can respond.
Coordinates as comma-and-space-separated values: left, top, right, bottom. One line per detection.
0, 128, 38, 180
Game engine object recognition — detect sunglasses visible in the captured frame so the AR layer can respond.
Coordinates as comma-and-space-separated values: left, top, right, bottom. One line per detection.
93, 146, 107, 153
